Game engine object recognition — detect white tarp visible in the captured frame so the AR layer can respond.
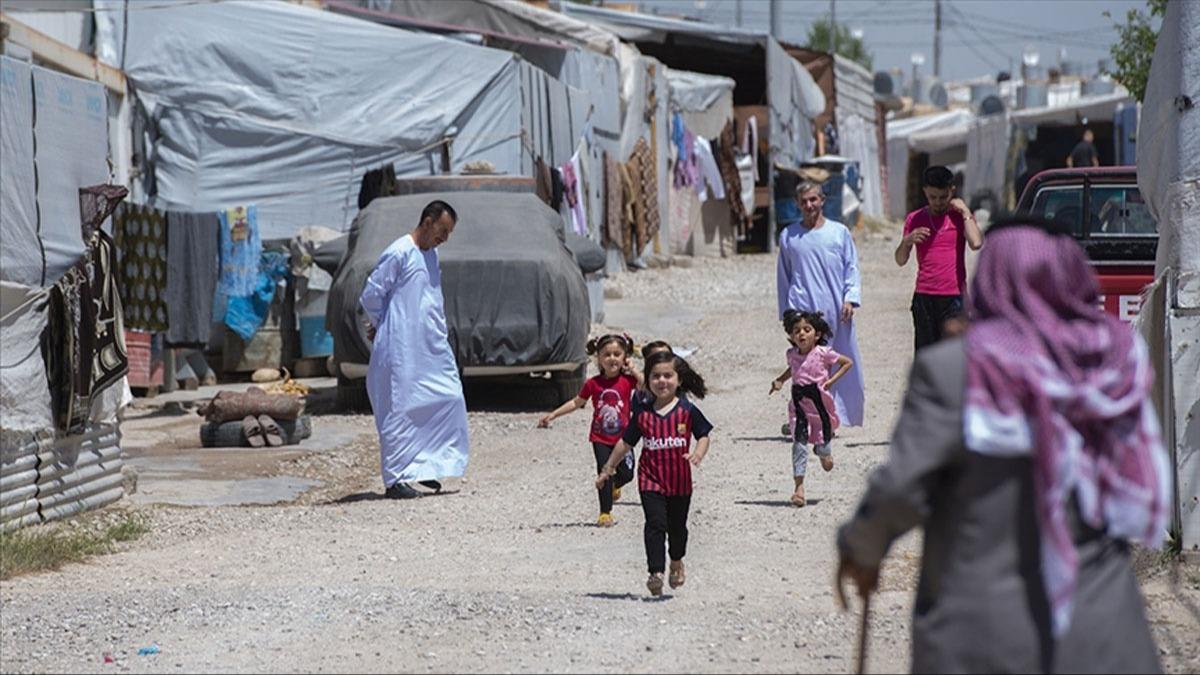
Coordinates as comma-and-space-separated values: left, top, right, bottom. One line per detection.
0, 56, 40, 287
0, 57, 110, 287
667, 69, 735, 113
1138, 0, 1200, 304
885, 109, 975, 218
1136, 0, 1200, 552
94, 0, 526, 240
965, 113, 1010, 208
767, 38, 825, 167
832, 55, 883, 217
0, 282, 53, 451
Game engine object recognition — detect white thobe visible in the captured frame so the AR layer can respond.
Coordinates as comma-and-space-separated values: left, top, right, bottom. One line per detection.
776, 219, 865, 426
359, 235, 470, 486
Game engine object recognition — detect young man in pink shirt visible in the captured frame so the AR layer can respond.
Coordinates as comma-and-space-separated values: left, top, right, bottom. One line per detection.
895, 166, 983, 351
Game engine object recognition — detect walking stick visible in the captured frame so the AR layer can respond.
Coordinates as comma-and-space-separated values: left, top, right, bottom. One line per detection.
855, 591, 871, 675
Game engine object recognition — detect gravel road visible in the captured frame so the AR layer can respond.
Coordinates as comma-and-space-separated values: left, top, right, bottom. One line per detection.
2, 231, 1197, 674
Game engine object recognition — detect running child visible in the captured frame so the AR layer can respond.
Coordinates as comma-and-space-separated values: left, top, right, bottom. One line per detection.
769, 310, 853, 507
634, 340, 673, 407
538, 334, 640, 527
596, 351, 712, 596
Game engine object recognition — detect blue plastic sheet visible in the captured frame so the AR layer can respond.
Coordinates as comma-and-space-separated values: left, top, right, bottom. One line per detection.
224, 251, 288, 341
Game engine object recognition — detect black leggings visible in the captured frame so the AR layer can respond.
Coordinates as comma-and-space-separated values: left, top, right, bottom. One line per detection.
792, 383, 834, 445
641, 491, 691, 574
593, 442, 634, 514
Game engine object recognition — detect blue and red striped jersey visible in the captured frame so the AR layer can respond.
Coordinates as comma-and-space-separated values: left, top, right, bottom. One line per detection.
622, 396, 713, 496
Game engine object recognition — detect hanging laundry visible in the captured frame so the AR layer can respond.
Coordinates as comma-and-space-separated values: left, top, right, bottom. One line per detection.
113, 203, 170, 333
550, 166, 565, 211
165, 211, 220, 346
627, 136, 660, 251
561, 152, 588, 237
535, 156, 554, 208
715, 121, 751, 235
618, 161, 638, 260
673, 122, 699, 191
692, 136, 725, 202
218, 205, 263, 298
224, 250, 289, 342
741, 116, 760, 183
43, 185, 129, 433
604, 152, 625, 251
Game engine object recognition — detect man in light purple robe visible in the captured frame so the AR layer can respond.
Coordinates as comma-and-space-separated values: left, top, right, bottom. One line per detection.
776, 181, 865, 427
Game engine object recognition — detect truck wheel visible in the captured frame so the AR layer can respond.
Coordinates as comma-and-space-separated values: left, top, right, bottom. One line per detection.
553, 365, 587, 403
336, 376, 373, 413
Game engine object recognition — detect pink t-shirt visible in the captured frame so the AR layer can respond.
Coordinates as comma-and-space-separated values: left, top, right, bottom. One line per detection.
903, 207, 967, 296
787, 345, 842, 386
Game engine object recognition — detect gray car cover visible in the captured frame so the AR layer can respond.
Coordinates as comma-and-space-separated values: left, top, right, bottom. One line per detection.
327, 192, 590, 372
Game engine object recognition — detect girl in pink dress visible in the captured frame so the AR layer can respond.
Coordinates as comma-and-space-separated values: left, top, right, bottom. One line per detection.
769, 310, 854, 506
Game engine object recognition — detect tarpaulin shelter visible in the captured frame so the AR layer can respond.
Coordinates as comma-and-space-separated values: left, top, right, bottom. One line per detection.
1135, 0, 1200, 554
666, 69, 737, 257
884, 109, 974, 219
91, 0, 593, 241
558, 2, 825, 252
1, 54, 128, 530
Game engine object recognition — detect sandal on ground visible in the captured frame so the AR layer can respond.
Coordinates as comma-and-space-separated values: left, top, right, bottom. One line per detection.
669, 560, 686, 589
597, 513, 615, 528
258, 414, 284, 447
790, 490, 807, 508
242, 415, 266, 447
418, 479, 442, 493
646, 572, 664, 596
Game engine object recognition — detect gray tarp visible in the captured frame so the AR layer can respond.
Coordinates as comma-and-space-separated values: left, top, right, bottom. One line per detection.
94, 0, 527, 240
667, 69, 736, 114
327, 192, 589, 371
0, 56, 110, 287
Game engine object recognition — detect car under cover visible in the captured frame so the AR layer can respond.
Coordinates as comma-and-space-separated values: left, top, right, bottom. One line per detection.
327, 191, 590, 374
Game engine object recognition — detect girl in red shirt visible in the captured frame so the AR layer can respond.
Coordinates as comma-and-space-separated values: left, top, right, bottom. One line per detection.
596, 352, 713, 596
538, 334, 640, 527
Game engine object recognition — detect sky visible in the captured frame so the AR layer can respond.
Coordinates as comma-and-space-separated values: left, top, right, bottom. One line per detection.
626, 0, 1155, 83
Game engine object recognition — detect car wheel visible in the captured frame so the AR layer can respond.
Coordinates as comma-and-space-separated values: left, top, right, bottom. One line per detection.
336, 375, 373, 413
553, 365, 587, 403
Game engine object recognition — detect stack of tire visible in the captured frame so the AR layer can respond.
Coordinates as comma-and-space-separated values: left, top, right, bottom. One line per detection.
198, 388, 313, 448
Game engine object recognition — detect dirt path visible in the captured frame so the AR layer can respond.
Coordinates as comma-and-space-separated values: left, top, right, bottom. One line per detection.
2, 232, 1197, 673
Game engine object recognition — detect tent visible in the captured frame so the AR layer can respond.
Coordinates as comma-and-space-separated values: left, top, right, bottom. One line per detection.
92, 0, 590, 241
0, 55, 128, 530
666, 68, 737, 257
884, 109, 974, 219
1135, 0, 1200, 553
558, 2, 825, 251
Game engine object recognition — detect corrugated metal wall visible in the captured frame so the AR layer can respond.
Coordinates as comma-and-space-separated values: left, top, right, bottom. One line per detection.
0, 425, 125, 531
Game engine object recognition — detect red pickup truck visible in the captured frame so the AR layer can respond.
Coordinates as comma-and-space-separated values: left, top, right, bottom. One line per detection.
1016, 167, 1157, 323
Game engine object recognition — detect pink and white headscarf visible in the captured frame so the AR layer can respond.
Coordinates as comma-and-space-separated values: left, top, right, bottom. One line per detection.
963, 224, 1171, 636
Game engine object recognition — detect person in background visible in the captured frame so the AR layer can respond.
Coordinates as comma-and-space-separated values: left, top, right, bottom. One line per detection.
835, 216, 1169, 673
776, 181, 865, 432
1066, 128, 1101, 168
895, 165, 984, 352
359, 200, 469, 500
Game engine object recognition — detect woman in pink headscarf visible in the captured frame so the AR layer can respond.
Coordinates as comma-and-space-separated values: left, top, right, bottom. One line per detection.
834, 217, 1171, 673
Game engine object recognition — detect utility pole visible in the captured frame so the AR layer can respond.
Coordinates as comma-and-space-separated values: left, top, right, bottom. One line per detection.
735, 0, 742, 27
934, 0, 942, 78
769, 0, 782, 40
830, 0, 837, 54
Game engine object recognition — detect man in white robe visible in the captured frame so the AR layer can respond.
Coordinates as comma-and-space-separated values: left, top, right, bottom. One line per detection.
776, 181, 866, 427
359, 200, 470, 499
